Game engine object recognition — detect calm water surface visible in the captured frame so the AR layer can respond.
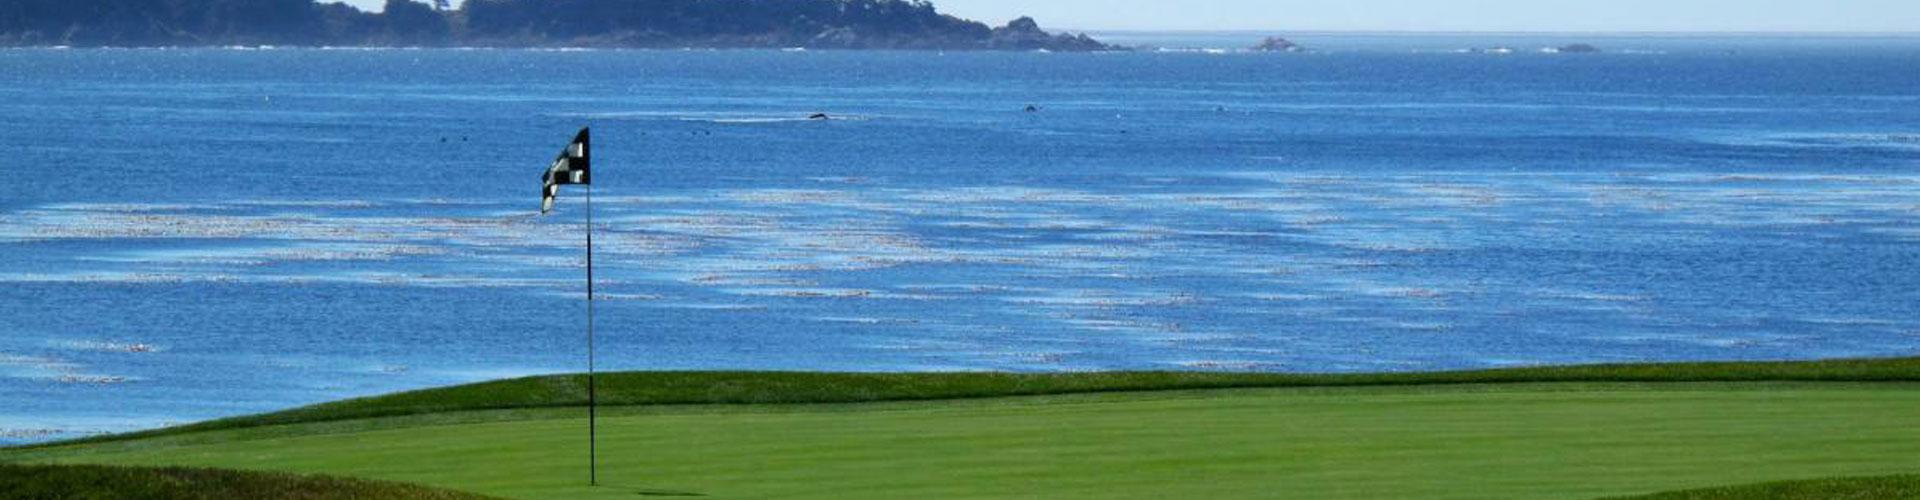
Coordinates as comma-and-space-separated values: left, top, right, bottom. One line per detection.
2, 35, 1918, 442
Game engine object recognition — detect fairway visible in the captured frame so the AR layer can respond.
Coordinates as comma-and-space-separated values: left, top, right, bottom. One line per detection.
9, 382, 1920, 499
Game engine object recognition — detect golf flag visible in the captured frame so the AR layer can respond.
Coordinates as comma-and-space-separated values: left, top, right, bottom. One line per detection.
541, 128, 591, 214
536, 126, 602, 485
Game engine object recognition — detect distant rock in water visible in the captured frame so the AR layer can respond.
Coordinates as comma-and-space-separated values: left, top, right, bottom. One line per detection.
1250, 37, 1306, 53
1555, 43, 1602, 54
0, 0, 1121, 51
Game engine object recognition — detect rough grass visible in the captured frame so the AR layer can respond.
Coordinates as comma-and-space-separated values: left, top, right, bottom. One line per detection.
0, 464, 497, 500
22, 357, 1920, 449
1608, 475, 1920, 499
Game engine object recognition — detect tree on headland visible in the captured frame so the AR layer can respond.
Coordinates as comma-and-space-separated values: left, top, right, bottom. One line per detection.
380, 0, 449, 45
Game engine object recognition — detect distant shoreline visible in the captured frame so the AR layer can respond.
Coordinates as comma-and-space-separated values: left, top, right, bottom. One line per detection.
1086, 29, 1920, 38
0, 0, 1119, 51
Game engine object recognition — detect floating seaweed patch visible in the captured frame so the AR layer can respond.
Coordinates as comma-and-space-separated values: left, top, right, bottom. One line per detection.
865, 339, 980, 352
599, 293, 666, 301
687, 274, 819, 287
633, 213, 784, 236
1167, 193, 1310, 212
549, 291, 665, 301
55, 340, 163, 353
1340, 241, 1446, 254
1059, 318, 1156, 333
1593, 333, 1797, 349
1796, 317, 1899, 327
1581, 185, 1684, 213
814, 316, 923, 326
78, 273, 194, 284
40, 202, 206, 213
1249, 293, 1323, 302
1148, 332, 1252, 345
0, 428, 69, 440
898, 284, 1032, 295
592, 234, 702, 257
724, 189, 854, 205
1285, 215, 1348, 227
1708, 175, 1794, 184
999, 351, 1071, 364
1812, 175, 1920, 186
227, 199, 380, 209
1173, 360, 1284, 371
648, 302, 768, 311
1274, 175, 1358, 187
54, 374, 132, 385
92, 243, 453, 267
735, 288, 875, 299
1356, 286, 1445, 299
354, 274, 575, 289
1536, 290, 1649, 303
260, 244, 452, 262
902, 187, 1129, 205
1409, 184, 1505, 207
1007, 291, 1198, 309
1393, 322, 1455, 332
0, 354, 79, 373
806, 176, 870, 184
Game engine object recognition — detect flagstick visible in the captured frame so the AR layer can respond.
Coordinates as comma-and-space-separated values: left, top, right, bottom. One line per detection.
586, 182, 598, 487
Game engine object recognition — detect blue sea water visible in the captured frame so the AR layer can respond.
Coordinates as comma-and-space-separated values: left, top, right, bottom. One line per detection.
2, 35, 1918, 443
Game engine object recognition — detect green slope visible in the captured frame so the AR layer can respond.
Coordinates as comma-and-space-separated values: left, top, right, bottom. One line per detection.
6, 359, 1920, 499
0, 464, 496, 500
32, 357, 1920, 449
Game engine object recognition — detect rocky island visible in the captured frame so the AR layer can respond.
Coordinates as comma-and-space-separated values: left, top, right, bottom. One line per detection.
0, 0, 1119, 51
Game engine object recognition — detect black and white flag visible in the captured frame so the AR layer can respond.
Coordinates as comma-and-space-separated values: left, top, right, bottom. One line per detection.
541, 128, 591, 214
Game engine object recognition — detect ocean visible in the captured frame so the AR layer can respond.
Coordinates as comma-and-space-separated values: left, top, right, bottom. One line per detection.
2, 34, 1917, 443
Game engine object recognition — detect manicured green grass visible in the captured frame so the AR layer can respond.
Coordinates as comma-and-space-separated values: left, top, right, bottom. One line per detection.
10, 383, 1920, 499
6, 359, 1920, 499
1607, 475, 1920, 499
0, 464, 496, 500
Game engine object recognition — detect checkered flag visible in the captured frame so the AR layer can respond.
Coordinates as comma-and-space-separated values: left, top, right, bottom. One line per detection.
541, 128, 591, 214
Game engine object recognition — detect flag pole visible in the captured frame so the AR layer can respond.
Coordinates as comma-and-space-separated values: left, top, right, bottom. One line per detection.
586, 180, 598, 487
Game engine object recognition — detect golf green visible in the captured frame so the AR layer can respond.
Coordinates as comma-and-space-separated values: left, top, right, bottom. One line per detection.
10, 382, 1920, 499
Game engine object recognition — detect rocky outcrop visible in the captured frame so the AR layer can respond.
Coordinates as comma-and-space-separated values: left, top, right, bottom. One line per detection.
987, 17, 1113, 51
1556, 43, 1601, 54
1250, 36, 1305, 53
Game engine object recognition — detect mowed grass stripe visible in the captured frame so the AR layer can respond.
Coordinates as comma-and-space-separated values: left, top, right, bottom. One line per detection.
12, 383, 1920, 500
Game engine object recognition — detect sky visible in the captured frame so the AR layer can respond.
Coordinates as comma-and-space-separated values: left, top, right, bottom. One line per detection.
338, 0, 1920, 33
